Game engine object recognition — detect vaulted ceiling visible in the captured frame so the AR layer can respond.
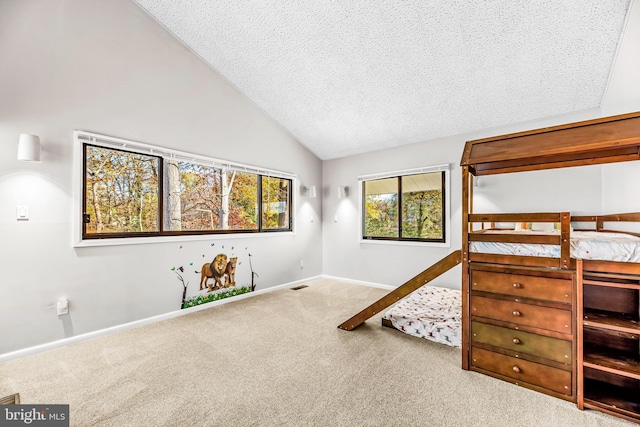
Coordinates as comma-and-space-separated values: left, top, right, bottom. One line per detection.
133, 1, 632, 160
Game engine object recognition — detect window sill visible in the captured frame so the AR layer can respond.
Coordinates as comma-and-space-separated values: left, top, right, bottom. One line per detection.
359, 239, 450, 248
74, 231, 295, 248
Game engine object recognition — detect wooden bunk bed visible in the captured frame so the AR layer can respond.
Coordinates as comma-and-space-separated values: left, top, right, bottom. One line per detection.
461, 111, 640, 423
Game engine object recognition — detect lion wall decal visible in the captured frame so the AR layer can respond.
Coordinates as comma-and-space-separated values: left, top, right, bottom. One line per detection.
224, 257, 237, 287
199, 253, 228, 292
197, 254, 241, 293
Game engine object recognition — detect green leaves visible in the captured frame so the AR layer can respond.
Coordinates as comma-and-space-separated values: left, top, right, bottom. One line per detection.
182, 286, 252, 309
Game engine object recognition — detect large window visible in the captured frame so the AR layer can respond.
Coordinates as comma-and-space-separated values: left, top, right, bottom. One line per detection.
80, 133, 292, 240
362, 167, 447, 243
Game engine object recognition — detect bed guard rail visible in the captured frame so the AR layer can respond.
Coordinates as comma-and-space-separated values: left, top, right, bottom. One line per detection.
467, 212, 571, 269
571, 212, 640, 237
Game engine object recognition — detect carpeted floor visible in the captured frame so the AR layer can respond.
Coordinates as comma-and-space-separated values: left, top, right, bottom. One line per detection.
0, 278, 634, 426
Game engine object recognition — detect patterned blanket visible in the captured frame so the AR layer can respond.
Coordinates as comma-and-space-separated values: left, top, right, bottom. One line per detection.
383, 285, 461, 348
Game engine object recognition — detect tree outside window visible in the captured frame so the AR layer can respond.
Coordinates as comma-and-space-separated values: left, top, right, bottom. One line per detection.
83, 144, 291, 239
165, 161, 258, 232
85, 145, 160, 235
261, 176, 291, 230
363, 177, 398, 238
401, 173, 443, 240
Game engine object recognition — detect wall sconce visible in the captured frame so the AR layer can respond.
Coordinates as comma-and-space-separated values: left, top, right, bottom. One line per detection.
18, 134, 42, 162
338, 186, 350, 198
302, 185, 317, 198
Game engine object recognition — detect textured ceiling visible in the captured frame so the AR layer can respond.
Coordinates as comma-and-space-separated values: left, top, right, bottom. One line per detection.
134, 0, 632, 160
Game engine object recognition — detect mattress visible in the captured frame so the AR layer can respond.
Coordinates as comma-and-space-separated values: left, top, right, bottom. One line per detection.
470, 230, 640, 263
383, 285, 461, 348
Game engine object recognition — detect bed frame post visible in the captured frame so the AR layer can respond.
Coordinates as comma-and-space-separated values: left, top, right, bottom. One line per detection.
575, 259, 584, 410
461, 166, 471, 370
560, 211, 571, 269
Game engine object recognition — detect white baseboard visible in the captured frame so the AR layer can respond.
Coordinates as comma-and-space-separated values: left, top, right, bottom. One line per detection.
0, 276, 321, 363
321, 275, 395, 290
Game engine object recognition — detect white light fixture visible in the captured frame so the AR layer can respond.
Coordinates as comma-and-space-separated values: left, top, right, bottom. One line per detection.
338, 186, 350, 198
18, 134, 41, 162
303, 185, 317, 198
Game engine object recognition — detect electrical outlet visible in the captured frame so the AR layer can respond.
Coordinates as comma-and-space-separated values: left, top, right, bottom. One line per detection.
300, 260, 304, 269
16, 206, 29, 220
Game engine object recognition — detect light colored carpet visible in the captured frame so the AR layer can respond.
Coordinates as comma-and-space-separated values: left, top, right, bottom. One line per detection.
0, 278, 634, 426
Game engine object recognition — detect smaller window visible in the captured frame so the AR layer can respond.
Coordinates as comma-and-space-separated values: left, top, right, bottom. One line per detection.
362, 169, 446, 243
363, 177, 398, 238
261, 176, 291, 230
84, 144, 161, 237
400, 173, 444, 240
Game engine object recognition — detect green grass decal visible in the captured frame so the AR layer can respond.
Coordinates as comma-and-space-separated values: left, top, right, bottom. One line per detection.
182, 286, 252, 309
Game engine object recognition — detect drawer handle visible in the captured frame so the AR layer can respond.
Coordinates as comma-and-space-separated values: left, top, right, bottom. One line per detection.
512, 283, 522, 288
512, 338, 521, 344
512, 311, 521, 317
512, 365, 521, 373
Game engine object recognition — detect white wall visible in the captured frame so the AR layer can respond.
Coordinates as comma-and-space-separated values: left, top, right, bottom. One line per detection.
601, 0, 640, 217
322, 0, 640, 289
602, 0, 640, 117
0, 0, 322, 355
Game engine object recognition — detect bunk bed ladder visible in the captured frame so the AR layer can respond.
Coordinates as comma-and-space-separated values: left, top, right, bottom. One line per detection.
337, 250, 462, 331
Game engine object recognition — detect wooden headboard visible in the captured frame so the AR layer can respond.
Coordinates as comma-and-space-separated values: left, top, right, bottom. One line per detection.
460, 111, 640, 176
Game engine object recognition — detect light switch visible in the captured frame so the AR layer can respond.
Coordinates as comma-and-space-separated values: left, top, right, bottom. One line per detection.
57, 298, 69, 316
17, 206, 29, 220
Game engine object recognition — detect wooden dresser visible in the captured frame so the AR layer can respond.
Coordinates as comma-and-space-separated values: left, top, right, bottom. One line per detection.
469, 264, 576, 401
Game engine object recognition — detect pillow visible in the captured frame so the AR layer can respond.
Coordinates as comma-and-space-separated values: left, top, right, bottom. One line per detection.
531, 222, 555, 232
515, 222, 532, 231
552, 222, 574, 232
514, 221, 574, 232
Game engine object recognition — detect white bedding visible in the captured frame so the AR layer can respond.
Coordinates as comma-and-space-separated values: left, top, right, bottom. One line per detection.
470, 230, 640, 262
383, 285, 461, 348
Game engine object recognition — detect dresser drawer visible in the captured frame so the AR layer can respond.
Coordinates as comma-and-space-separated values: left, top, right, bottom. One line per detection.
471, 296, 572, 334
472, 347, 572, 395
471, 270, 571, 303
472, 322, 572, 364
